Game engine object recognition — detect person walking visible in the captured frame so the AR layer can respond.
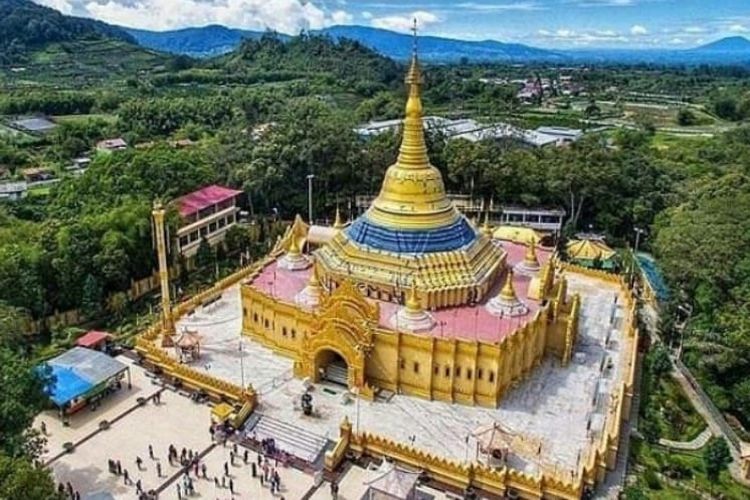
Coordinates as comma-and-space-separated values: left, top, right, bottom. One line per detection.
251, 462, 257, 478
123, 469, 130, 485
176, 483, 182, 500
116, 460, 122, 475
156, 462, 162, 478
243, 449, 248, 464
148, 444, 154, 460
136, 456, 143, 470
229, 478, 234, 494
224, 461, 229, 476
201, 463, 207, 478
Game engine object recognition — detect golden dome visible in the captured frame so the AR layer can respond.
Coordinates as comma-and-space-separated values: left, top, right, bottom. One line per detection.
366, 55, 459, 230
405, 282, 422, 313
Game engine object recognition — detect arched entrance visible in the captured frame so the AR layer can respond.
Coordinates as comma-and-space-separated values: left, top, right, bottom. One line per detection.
316, 349, 349, 387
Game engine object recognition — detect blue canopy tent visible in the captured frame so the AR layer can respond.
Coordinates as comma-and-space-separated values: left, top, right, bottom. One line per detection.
40, 347, 130, 417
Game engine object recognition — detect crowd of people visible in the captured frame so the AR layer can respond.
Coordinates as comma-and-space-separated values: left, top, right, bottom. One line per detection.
100, 436, 290, 499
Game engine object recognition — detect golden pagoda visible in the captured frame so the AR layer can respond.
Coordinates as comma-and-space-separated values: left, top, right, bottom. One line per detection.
486, 270, 529, 317
315, 49, 505, 309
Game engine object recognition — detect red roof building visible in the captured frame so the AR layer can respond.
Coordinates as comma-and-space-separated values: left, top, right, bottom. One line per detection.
174, 185, 243, 259
75, 330, 112, 350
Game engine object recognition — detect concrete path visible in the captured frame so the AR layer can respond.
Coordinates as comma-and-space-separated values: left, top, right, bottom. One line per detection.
659, 427, 712, 451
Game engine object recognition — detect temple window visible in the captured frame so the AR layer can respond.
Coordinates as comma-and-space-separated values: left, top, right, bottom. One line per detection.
253, 313, 258, 323
489, 371, 496, 383
477, 368, 484, 380
413, 362, 420, 374
444, 366, 451, 377
467, 369, 473, 380
291, 329, 296, 339
400, 359, 406, 370
264, 319, 269, 329
433, 365, 439, 376
455, 366, 462, 377
282, 327, 287, 337
242, 308, 247, 317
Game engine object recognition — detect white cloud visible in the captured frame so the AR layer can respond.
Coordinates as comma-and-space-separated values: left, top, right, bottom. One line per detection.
537, 27, 629, 45
35, 0, 75, 14
630, 25, 648, 36
370, 11, 439, 33
682, 26, 707, 34
456, 2, 544, 11
361, 11, 373, 20
728, 24, 748, 33
572, 0, 636, 7
668, 37, 685, 45
331, 10, 353, 25
53, 0, 351, 33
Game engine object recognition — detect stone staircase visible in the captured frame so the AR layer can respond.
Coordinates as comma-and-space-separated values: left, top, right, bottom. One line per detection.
324, 362, 348, 387
247, 415, 329, 463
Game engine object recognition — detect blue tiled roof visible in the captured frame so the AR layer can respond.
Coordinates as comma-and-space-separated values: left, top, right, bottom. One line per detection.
346, 214, 477, 254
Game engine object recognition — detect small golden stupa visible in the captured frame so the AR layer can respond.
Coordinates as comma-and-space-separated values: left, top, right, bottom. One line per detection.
486, 270, 529, 317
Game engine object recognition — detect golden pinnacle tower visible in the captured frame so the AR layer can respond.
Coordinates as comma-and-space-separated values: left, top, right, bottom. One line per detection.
315, 22, 505, 309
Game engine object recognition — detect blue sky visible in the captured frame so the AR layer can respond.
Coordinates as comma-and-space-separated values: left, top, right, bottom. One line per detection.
34, 0, 750, 48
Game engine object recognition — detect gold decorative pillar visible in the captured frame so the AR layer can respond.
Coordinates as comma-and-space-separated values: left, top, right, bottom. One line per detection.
152, 200, 174, 343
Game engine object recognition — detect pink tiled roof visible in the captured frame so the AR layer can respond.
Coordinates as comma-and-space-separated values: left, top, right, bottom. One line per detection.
249, 241, 553, 344
176, 185, 242, 217
75, 330, 111, 348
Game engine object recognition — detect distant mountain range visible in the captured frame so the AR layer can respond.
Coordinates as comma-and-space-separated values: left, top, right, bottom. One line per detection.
126, 24, 750, 66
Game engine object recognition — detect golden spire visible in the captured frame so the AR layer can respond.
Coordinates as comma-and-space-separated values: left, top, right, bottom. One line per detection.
287, 235, 301, 256
333, 206, 345, 230
308, 263, 320, 287
524, 237, 539, 267
405, 281, 422, 312
397, 19, 429, 170
365, 18, 459, 230
499, 270, 517, 302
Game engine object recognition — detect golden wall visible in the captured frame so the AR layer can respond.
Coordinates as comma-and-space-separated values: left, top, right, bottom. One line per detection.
240, 263, 577, 408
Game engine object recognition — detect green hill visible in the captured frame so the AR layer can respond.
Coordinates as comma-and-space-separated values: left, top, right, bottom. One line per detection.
217, 32, 401, 92
0, 0, 135, 64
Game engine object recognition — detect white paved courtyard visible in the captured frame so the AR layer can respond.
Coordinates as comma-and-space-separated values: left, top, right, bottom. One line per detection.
177, 274, 631, 477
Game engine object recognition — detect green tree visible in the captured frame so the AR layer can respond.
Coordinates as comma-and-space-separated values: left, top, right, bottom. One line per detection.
195, 237, 214, 269
648, 345, 672, 377
81, 274, 103, 318
0, 302, 30, 348
224, 225, 251, 255
0, 454, 60, 500
677, 108, 698, 126
702, 437, 731, 488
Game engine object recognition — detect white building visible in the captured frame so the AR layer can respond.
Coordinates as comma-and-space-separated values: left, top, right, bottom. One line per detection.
175, 185, 243, 259
0, 181, 28, 201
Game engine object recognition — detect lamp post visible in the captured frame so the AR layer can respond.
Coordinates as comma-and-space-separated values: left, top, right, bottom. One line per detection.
306, 174, 315, 224
633, 226, 646, 255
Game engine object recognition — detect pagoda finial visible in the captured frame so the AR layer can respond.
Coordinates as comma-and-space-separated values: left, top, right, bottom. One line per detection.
333, 206, 345, 230
287, 235, 301, 256
308, 263, 320, 287
524, 237, 539, 267
397, 18, 428, 171
405, 281, 422, 312
499, 270, 517, 302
